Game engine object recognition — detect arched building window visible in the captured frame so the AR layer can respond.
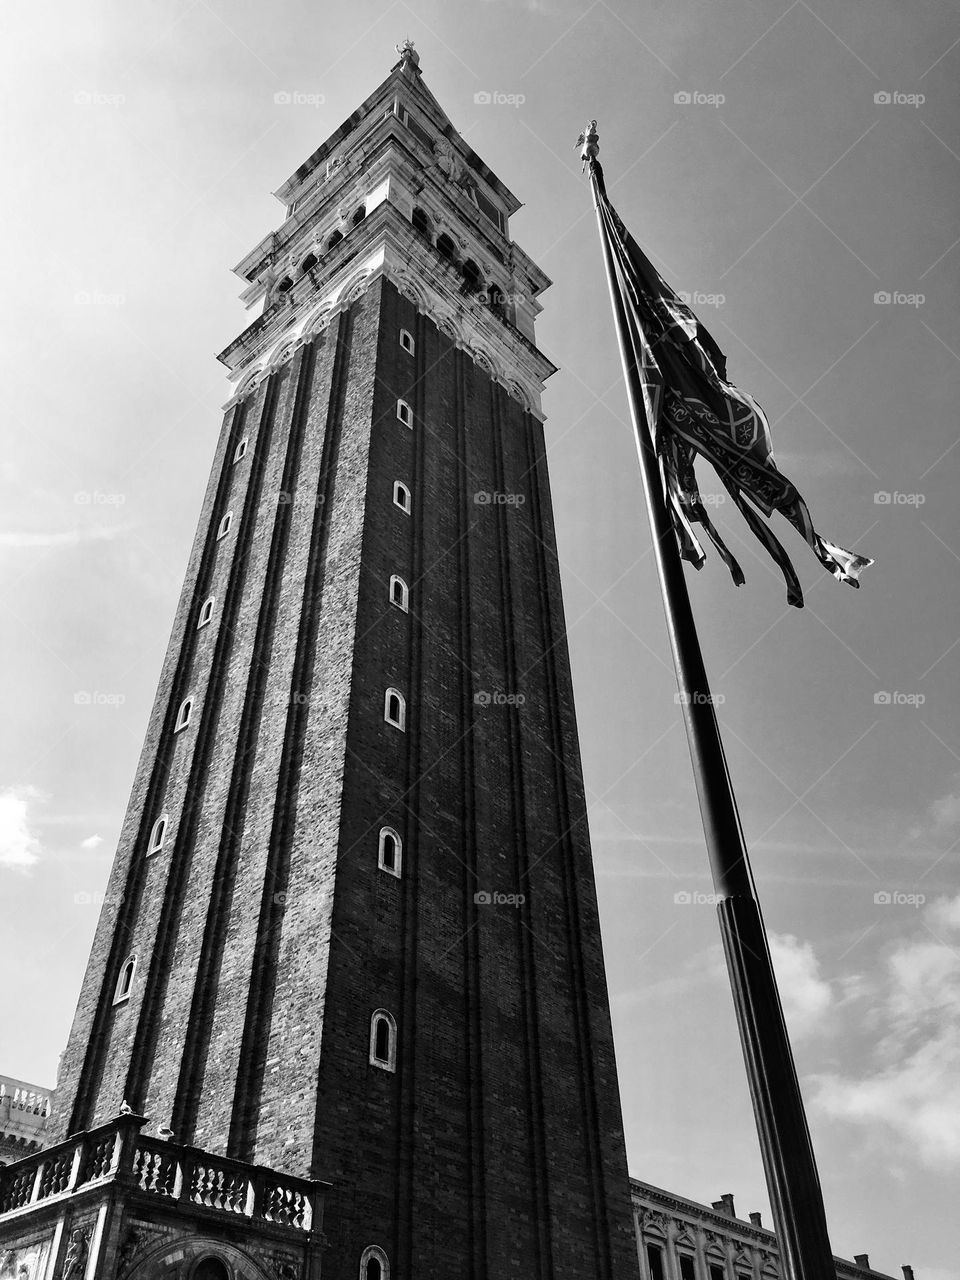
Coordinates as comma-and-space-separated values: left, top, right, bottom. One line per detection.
369, 1010, 397, 1071
301, 252, 318, 273
411, 207, 431, 237
389, 575, 408, 611
198, 596, 215, 629
175, 697, 194, 732
487, 284, 507, 317
378, 827, 402, 877
461, 259, 482, 294
392, 481, 411, 514
384, 689, 405, 731
326, 230, 344, 251
436, 233, 457, 264
193, 1258, 231, 1280
147, 815, 168, 856
359, 1246, 390, 1280
114, 956, 136, 1004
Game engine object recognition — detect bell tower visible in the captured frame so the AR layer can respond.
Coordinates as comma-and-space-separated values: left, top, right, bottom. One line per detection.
0, 44, 639, 1280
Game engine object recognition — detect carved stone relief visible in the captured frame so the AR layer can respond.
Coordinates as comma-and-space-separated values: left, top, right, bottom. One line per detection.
0, 1238, 51, 1280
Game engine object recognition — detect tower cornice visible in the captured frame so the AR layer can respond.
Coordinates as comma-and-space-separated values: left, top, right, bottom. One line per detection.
217, 204, 556, 420
231, 109, 547, 301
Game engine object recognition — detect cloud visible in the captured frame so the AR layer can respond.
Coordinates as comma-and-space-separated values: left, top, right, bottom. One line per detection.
80, 834, 103, 850
814, 893, 960, 1170
0, 786, 44, 870
0, 526, 128, 548
770, 932, 834, 1039
909, 777, 960, 841
931, 789, 960, 831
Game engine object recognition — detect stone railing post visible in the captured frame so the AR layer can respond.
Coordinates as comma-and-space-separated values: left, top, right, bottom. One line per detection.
66, 1135, 85, 1192
112, 1116, 145, 1178
174, 1148, 194, 1205
247, 1170, 264, 1221
29, 1157, 46, 1205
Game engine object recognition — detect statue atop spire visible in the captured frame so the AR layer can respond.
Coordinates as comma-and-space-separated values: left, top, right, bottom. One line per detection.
395, 37, 420, 69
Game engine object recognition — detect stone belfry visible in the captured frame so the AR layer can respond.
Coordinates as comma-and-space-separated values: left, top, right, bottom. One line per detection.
0, 43, 639, 1280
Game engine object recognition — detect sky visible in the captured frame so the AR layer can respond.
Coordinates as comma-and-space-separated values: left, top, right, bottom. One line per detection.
1, 0, 958, 1272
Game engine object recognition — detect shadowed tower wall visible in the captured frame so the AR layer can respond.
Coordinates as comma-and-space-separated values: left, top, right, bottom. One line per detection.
51, 47, 639, 1280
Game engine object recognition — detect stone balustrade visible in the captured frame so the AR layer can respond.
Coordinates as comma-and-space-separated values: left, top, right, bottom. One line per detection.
0, 1116, 321, 1233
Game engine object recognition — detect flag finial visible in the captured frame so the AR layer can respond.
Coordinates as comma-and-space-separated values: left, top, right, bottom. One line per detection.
576, 119, 599, 172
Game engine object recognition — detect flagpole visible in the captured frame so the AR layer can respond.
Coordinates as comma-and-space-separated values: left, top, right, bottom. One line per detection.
584, 124, 837, 1280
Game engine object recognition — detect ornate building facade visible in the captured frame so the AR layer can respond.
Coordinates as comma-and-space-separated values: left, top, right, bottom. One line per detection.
629, 1181, 906, 1280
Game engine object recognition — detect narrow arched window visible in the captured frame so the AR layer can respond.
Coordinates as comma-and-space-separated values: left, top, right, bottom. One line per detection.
175, 697, 193, 732
436, 233, 457, 265
276, 276, 293, 294
411, 207, 431, 237
326, 230, 343, 251
233, 437, 248, 463
384, 688, 405, 731
217, 512, 233, 540
369, 1010, 397, 1071
114, 955, 136, 1004
301, 252, 318, 273
461, 259, 482, 294
193, 1258, 231, 1280
392, 481, 410, 515
378, 827, 402, 877
147, 815, 168, 857
359, 1246, 390, 1280
487, 284, 507, 317
399, 329, 414, 355
197, 596, 215, 629
396, 399, 412, 427
389, 575, 408, 612
352, 206, 366, 226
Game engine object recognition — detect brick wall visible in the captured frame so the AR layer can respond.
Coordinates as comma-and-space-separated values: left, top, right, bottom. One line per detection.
49, 278, 637, 1280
